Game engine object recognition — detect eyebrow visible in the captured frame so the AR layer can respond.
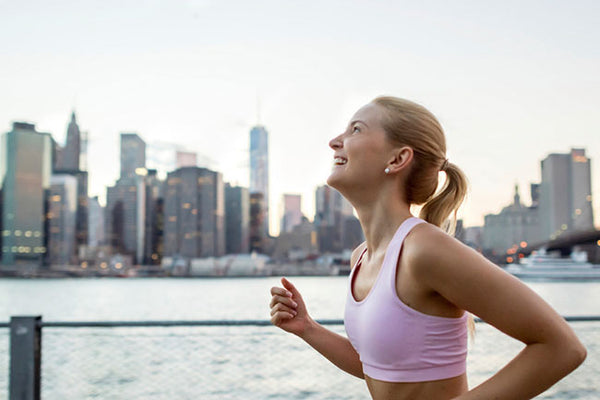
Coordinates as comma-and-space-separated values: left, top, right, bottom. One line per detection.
349, 119, 369, 128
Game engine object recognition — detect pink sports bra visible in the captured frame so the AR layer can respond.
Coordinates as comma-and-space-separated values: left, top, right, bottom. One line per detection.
344, 217, 468, 382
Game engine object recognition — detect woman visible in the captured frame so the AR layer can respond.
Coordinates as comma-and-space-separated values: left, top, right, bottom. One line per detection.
269, 96, 586, 399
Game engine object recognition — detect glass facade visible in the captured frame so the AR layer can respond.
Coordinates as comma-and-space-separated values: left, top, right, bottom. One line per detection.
1, 123, 53, 266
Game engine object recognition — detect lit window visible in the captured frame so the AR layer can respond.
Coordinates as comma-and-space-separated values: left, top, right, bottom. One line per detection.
183, 203, 191, 209
15, 230, 22, 237
34, 231, 41, 237
25, 231, 32, 237
575, 209, 582, 216
51, 195, 61, 202
2, 230, 9, 236
561, 224, 567, 230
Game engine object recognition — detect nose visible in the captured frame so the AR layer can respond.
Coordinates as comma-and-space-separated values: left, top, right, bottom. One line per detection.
329, 133, 343, 150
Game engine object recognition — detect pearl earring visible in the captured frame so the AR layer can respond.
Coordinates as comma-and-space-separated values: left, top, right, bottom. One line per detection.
384, 168, 390, 174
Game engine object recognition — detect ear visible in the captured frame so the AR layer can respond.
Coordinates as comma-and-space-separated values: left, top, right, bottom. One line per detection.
386, 146, 413, 173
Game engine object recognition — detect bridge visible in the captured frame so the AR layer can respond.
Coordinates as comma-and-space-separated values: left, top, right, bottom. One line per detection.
517, 229, 600, 263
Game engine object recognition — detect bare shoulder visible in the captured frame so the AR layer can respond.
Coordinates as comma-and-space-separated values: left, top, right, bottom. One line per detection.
350, 241, 367, 270
402, 221, 502, 291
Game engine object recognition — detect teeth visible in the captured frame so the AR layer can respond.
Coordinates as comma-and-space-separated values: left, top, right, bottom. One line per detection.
334, 157, 347, 165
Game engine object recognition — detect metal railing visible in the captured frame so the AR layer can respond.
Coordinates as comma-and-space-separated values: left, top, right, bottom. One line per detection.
2, 316, 599, 399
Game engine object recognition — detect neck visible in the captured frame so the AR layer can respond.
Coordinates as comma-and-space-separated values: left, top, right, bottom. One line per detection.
351, 186, 413, 256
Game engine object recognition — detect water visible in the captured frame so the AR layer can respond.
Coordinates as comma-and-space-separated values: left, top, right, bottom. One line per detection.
1, 277, 598, 399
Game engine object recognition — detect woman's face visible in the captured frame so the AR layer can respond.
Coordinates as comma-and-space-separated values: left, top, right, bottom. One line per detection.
326, 102, 393, 191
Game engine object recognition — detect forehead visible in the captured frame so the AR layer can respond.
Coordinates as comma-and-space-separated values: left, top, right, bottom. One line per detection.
350, 102, 386, 126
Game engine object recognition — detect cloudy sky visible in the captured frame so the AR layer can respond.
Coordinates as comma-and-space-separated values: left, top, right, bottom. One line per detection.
2, 0, 599, 233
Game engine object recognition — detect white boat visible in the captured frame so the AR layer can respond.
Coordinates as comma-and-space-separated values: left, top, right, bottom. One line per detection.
505, 248, 600, 280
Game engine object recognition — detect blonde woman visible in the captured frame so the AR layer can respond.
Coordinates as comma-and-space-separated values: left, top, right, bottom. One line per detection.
269, 96, 586, 399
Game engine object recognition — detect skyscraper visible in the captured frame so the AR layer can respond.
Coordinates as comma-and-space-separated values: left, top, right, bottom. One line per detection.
47, 175, 78, 265
105, 134, 148, 263
61, 112, 81, 171
539, 148, 594, 240
1, 122, 53, 267
225, 183, 250, 254
314, 185, 358, 252
249, 125, 269, 236
54, 111, 88, 256
120, 133, 146, 178
280, 194, 303, 233
163, 167, 225, 258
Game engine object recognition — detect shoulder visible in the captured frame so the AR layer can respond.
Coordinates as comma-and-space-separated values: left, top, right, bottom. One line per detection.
402, 221, 481, 286
350, 241, 367, 270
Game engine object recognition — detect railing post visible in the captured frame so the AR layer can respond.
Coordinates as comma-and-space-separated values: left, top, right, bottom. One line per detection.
10, 316, 42, 400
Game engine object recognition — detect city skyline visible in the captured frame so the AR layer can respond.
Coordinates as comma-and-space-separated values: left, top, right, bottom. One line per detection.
2, 1, 600, 231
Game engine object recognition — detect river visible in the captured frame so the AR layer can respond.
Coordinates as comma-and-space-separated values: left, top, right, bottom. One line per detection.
1, 277, 598, 399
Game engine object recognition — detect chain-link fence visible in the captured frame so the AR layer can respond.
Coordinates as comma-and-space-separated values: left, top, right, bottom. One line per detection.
2, 318, 599, 399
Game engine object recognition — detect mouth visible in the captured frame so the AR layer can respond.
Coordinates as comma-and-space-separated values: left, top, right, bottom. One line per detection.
333, 157, 347, 166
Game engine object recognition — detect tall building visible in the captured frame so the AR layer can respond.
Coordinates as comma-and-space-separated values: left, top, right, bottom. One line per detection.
88, 196, 105, 248
176, 151, 197, 169
47, 175, 78, 265
539, 148, 594, 240
163, 167, 225, 258
105, 134, 148, 263
225, 183, 249, 254
249, 125, 269, 236
249, 192, 266, 253
61, 112, 81, 171
53, 111, 88, 256
120, 133, 146, 179
143, 169, 163, 264
280, 194, 303, 233
314, 185, 358, 252
1, 122, 53, 266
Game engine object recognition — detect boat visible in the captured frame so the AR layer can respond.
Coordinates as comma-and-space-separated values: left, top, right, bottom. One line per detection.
505, 248, 600, 280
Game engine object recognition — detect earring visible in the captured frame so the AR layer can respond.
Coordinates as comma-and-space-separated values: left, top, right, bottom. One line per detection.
384, 167, 390, 174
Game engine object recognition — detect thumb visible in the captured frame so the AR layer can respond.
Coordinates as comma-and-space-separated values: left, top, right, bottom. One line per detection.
281, 277, 300, 297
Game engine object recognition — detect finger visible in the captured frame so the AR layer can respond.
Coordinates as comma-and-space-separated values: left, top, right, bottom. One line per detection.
271, 312, 295, 326
270, 303, 298, 317
270, 286, 293, 298
269, 295, 298, 309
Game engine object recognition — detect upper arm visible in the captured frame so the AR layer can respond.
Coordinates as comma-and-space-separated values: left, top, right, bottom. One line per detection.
407, 226, 577, 346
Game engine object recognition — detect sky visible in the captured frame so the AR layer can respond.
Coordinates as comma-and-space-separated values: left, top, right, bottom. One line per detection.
2, 0, 599, 234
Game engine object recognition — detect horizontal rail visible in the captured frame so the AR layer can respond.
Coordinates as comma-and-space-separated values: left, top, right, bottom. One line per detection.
1, 316, 600, 329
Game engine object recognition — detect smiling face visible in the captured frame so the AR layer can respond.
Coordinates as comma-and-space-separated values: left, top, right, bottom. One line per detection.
326, 102, 394, 194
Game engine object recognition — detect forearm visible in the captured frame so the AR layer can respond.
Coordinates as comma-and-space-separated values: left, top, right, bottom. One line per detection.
457, 340, 586, 399
299, 319, 364, 379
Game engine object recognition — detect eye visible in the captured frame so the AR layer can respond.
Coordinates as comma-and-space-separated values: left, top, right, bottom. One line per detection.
352, 125, 361, 134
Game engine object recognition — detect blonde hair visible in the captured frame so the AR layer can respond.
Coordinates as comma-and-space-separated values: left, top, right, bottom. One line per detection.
373, 96, 468, 234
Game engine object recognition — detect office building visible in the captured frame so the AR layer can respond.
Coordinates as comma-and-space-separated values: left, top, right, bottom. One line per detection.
539, 148, 594, 240
280, 194, 303, 234
47, 175, 78, 265
144, 169, 163, 264
249, 192, 266, 253
314, 185, 358, 252
120, 133, 146, 178
53, 111, 88, 255
88, 196, 105, 248
249, 125, 269, 236
163, 167, 225, 258
1, 122, 53, 266
105, 134, 148, 263
225, 183, 249, 254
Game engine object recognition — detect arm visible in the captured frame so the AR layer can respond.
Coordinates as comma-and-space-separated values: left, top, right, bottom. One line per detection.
269, 244, 366, 379
407, 226, 586, 399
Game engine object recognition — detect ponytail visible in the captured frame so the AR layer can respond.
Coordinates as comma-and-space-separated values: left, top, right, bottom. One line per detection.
419, 162, 469, 235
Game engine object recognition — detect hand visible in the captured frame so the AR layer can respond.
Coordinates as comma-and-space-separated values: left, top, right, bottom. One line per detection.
269, 277, 313, 337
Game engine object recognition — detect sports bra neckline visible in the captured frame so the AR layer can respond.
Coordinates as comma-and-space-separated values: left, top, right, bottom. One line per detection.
350, 216, 420, 304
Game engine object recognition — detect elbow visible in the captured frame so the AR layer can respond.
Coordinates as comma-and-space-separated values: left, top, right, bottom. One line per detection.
561, 337, 587, 373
